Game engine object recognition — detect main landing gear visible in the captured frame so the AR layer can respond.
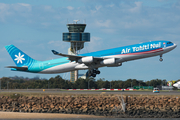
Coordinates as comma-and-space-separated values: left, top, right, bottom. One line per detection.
89, 69, 100, 77
159, 55, 163, 62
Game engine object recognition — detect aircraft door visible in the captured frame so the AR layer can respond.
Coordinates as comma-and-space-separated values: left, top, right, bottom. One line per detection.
163, 42, 166, 48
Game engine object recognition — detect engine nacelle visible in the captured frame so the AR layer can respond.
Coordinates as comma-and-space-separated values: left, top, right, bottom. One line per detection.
100, 58, 115, 65
100, 58, 122, 65
78, 56, 93, 63
107, 63, 122, 67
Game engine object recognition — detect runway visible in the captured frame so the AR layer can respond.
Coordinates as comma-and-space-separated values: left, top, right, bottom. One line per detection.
0, 89, 180, 96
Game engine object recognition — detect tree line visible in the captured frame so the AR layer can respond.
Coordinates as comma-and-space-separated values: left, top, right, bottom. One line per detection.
0, 75, 172, 89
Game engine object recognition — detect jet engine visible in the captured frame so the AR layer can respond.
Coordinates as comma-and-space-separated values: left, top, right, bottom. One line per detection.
100, 58, 115, 65
78, 56, 93, 63
100, 58, 122, 65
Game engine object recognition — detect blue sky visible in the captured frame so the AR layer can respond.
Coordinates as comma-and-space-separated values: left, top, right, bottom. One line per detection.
0, 0, 180, 81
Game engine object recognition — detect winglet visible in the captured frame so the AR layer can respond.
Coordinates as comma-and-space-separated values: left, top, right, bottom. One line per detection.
52, 50, 59, 55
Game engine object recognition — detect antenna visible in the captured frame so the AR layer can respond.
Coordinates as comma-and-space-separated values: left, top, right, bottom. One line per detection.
74, 20, 80, 24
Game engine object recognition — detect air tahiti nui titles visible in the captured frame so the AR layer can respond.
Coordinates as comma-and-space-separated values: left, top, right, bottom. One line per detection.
121, 42, 161, 54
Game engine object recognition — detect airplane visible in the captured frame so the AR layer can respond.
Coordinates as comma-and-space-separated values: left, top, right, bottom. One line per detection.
173, 81, 180, 89
5, 40, 177, 77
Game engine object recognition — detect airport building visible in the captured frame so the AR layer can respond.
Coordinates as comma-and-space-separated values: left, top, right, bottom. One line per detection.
62, 20, 90, 82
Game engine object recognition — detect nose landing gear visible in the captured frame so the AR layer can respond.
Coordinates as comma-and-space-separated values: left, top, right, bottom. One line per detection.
159, 55, 163, 62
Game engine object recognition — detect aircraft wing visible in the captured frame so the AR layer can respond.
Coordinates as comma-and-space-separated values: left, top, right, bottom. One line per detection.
5, 66, 28, 71
52, 50, 104, 62
52, 50, 83, 61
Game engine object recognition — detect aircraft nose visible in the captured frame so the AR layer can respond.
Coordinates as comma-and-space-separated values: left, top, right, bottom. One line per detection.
173, 43, 177, 48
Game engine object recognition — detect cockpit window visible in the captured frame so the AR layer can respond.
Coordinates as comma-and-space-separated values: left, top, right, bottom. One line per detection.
167, 42, 173, 44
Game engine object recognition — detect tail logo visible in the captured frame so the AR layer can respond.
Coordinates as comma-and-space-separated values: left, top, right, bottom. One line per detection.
14, 52, 25, 64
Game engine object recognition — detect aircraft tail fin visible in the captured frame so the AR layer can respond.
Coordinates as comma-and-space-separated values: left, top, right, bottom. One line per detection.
5, 45, 38, 67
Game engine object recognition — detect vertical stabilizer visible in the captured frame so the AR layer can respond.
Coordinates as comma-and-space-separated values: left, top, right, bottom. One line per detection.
5, 45, 38, 67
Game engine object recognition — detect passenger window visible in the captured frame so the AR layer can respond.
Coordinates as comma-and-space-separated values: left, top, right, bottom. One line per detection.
167, 42, 172, 44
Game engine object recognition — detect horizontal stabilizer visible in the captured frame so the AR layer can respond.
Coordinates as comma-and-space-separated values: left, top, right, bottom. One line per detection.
5, 66, 28, 71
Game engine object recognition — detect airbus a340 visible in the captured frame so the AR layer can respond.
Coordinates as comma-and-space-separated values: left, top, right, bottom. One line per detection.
5, 41, 176, 77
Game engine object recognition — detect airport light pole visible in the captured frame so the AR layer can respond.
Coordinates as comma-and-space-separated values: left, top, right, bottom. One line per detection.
88, 79, 93, 89
7, 81, 9, 90
110, 81, 111, 89
88, 80, 90, 89
148, 80, 150, 87
139, 81, 140, 89
48, 80, 49, 89
0, 79, 1, 90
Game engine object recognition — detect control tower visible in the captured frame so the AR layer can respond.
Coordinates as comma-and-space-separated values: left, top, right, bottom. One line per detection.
63, 20, 90, 82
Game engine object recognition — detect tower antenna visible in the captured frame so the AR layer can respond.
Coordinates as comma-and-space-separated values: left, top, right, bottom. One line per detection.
74, 20, 80, 24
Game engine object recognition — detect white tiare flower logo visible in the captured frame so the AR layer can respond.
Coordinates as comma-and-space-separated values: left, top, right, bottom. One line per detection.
14, 52, 25, 64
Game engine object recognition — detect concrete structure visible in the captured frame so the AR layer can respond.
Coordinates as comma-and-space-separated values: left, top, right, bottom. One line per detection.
162, 86, 173, 90
63, 20, 90, 82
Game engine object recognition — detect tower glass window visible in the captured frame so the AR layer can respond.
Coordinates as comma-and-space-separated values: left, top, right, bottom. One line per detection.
67, 24, 86, 32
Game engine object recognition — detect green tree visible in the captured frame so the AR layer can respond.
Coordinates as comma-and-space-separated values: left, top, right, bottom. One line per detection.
74, 78, 87, 89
